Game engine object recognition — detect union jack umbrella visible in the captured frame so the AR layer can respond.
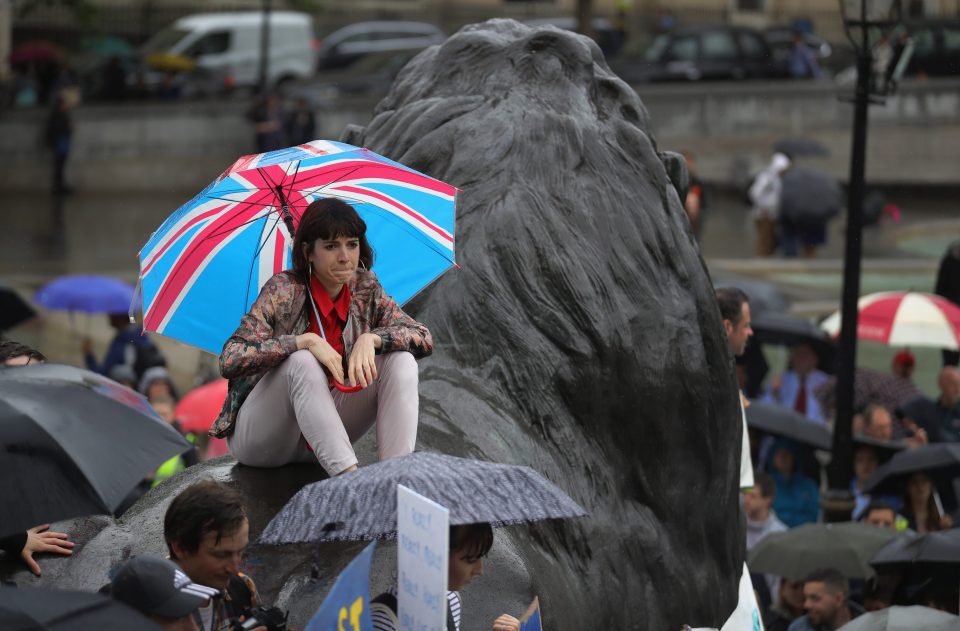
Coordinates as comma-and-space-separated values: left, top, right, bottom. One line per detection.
138, 140, 457, 354
821, 291, 960, 350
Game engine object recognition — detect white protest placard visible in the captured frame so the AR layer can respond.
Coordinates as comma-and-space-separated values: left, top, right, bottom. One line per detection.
397, 484, 450, 631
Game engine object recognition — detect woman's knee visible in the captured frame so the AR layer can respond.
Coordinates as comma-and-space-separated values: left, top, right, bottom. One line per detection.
284, 349, 329, 382
382, 351, 418, 385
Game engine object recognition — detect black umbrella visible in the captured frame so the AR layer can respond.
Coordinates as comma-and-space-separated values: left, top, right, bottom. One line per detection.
871, 528, 960, 567
864, 443, 960, 500
260, 452, 587, 544
853, 434, 907, 465
751, 311, 835, 351
0, 586, 163, 630
745, 401, 833, 451
779, 166, 843, 224
0, 363, 191, 537
714, 277, 790, 316
0, 285, 36, 332
774, 137, 830, 157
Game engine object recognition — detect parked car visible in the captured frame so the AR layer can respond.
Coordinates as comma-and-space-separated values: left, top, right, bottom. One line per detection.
523, 16, 624, 56
316, 21, 445, 70
294, 48, 426, 103
139, 11, 318, 89
893, 19, 960, 77
614, 25, 782, 82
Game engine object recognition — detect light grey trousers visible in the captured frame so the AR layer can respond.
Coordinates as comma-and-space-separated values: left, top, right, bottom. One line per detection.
228, 349, 419, 475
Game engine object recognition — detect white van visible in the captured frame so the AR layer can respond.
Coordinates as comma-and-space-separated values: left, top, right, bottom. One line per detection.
141, 11, 317, 88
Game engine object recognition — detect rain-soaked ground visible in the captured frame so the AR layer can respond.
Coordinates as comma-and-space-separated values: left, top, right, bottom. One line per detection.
1, 186, 956, 394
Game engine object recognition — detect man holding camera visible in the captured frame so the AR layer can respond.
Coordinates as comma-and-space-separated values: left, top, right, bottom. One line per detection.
164, 480, 281, 631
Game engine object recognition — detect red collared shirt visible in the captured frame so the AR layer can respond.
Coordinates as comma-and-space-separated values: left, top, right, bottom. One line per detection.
307, 274, 350, 358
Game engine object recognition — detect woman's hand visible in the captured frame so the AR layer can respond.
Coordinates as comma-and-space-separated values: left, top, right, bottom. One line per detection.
347, 333, 381, 388
296, 333, 344, 385
22, 524, 74, 576
491, 614, 521, 631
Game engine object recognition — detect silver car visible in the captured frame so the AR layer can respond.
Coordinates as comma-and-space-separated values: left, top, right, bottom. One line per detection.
316, 21, 445, 70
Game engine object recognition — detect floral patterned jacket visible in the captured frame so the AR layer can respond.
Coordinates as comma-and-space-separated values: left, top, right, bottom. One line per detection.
210, 269, 433, 438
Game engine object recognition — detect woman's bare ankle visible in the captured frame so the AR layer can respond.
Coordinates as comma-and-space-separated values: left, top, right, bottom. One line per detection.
337, 464, 358, 475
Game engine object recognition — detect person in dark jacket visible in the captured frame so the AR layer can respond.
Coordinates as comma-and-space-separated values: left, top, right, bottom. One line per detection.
45, 94, 73, 195
285, 97, 316, 146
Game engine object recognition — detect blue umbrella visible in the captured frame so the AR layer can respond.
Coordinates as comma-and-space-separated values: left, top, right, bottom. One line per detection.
34, 275, 136, 314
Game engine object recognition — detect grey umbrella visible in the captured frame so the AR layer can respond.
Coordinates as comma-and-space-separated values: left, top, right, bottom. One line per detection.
745, 401, 833, 451
779, 166, 843, 224
837, 606, 960, 631
259, 452, 587, 544
747, 522, 907, 580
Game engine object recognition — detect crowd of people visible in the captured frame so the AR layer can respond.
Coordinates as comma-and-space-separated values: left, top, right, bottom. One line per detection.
0, 199, 525, 631
717, 286, 960, 629
1, 201, 956, 629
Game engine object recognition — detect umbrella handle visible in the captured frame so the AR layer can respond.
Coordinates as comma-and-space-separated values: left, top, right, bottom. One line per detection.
933, 489, 945, 518
332, 381, 362, 394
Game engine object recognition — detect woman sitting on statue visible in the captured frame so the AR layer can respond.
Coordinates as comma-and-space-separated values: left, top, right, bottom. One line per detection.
210, 197, 432, 476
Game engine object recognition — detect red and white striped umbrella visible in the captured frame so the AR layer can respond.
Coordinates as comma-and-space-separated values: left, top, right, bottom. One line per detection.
821, 291, 960, 350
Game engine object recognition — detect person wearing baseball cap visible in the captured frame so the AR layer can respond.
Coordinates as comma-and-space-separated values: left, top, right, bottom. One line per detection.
108, 556, 219, 631
892, 350, 916, 379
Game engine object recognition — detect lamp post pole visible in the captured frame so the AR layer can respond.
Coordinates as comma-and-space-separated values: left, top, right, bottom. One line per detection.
826, 49, 872, 509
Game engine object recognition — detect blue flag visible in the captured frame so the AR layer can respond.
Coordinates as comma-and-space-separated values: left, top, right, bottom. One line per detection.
306, 542, 376, 631
519, 597, 542, 631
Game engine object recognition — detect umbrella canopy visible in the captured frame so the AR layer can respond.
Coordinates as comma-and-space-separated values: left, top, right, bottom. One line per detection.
779, 166, 842, 224
34, 275, 136, 315
175, 378, 228, 433
259, 452, 586, 544
852, 434, 907, 465
0, 586, 163, 631
751, 311, 834, 348
747, 522, 907, 580
837, 606, 959, 631
745, 401, 833, 451
864, 443, 960, 499
0, 362, 191, 536
871, 528, 960, 567
773, 137, 830, 157
0, 284, 37, 331
9, 41, 64, 65
821, 291, 960, 350
714, 277, 790, 315
139, 140, 458, 354
81, 36, 134, 58
813, 368, 923, 420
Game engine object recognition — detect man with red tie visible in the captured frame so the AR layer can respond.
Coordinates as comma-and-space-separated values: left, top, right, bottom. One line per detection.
765, 342, 830, 425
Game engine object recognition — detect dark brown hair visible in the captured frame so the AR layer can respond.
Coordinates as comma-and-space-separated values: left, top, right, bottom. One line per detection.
292, 198, 374, 277
164, 480, 247, 558
715, 287, 749, 325
449, 522, 494, 562
0, 340, 46, 364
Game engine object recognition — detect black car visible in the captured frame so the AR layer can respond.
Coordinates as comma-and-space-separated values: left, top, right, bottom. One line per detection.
614, 25, 783, 82
893, 19, 960, 77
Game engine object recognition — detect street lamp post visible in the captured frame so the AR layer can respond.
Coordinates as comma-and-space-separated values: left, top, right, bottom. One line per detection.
824, 0, 901, 520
